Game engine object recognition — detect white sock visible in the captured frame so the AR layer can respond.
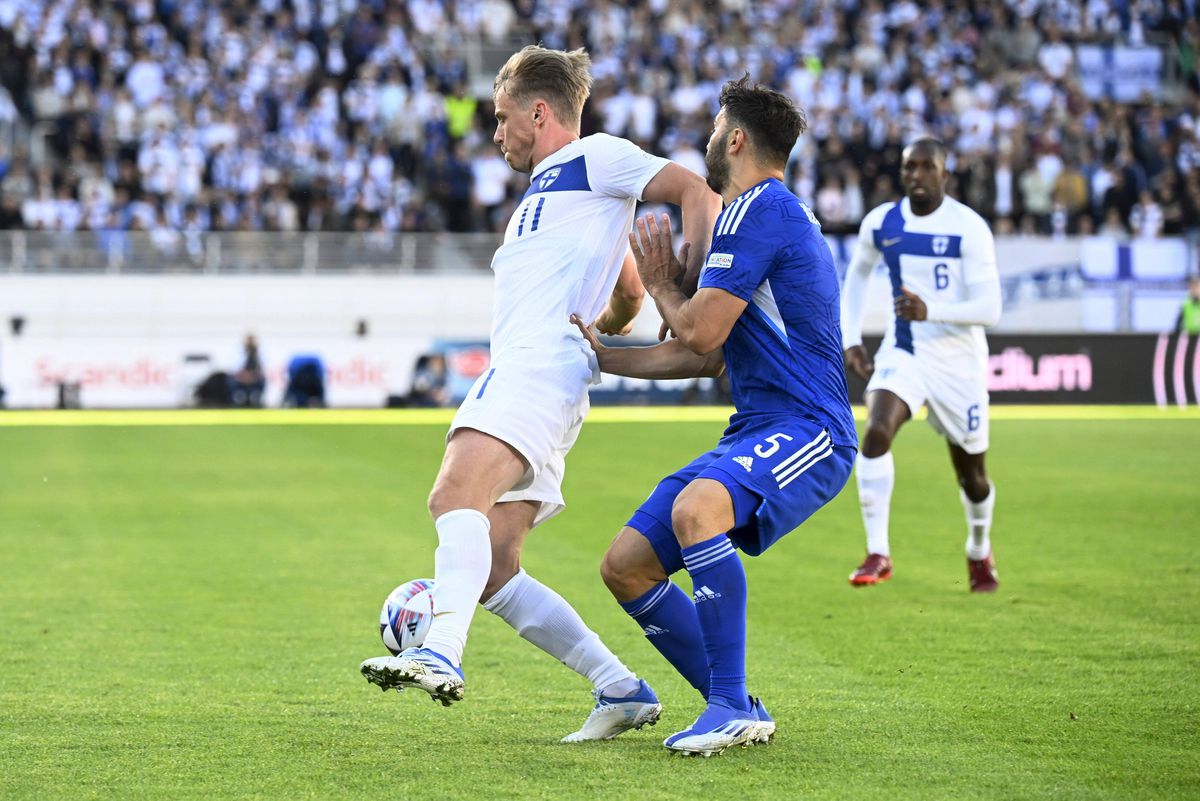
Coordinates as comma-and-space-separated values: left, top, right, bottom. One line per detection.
421, 509, 492, 667
962, 482, 995, 561
483, 568, 637, 695
856, 452, 895, 557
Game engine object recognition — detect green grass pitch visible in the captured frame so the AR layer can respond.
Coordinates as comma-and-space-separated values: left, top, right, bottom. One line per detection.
1, 409, 1197, 800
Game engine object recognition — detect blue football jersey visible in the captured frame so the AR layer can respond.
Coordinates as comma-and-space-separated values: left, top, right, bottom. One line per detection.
698, 178, 857, 449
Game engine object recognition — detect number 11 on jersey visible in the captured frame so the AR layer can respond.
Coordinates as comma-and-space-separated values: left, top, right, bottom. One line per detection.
517, 198, 546, 237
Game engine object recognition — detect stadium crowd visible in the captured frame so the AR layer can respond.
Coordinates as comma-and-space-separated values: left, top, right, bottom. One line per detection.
0, 0, 1197, 240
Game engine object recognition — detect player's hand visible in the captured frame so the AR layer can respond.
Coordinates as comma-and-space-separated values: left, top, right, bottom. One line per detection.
570, 314, 605, 355
657, 320, 676, 342
593, 307, 634, 336
629, 213, 687, 295
844, 345, 874, 381
895, 287, 928, 321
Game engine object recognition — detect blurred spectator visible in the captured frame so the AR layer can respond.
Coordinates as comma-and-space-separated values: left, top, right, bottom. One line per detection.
1130, 189, 1165, 238
408, 353, 450, 407
1176, 277, 1200, 334
283, 354, 326, 408
232, 334, 266, 408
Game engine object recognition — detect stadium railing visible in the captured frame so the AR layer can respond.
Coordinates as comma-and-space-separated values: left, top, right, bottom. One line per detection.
0, 231, 502, 274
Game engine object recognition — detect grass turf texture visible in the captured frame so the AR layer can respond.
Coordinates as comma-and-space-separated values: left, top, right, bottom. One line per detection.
1, 412, 1196, 800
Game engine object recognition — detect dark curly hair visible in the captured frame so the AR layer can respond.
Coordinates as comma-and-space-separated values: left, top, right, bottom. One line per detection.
718, 76, 808, 168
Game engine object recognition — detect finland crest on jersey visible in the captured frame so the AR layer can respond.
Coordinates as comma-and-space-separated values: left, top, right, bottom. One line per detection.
489, 134, 671, 357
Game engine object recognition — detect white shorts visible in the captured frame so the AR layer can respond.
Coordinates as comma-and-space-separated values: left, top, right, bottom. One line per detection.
866, 346, 990, 454
448, 344, 596, 527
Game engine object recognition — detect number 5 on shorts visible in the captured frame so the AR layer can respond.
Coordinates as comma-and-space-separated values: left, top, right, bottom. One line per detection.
755, 433, 794, 458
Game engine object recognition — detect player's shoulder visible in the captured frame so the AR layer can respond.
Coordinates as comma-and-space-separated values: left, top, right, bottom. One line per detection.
859, 200, 899, 232
720, 179, 815, 236
579, 132, 641, 158
943, 196, 994, 236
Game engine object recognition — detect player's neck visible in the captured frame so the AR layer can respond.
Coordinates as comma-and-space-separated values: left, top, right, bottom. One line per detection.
530, 127, 581, 172
722, 168, 782, 206
908, 194, 946, 216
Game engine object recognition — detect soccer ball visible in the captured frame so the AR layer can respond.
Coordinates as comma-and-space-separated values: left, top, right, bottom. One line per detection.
379, 579, 435, 654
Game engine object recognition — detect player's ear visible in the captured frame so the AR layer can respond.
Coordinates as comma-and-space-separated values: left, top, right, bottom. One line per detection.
728, 127, 745, 154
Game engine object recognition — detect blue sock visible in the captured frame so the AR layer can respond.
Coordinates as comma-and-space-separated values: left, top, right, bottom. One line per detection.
681, 534, 749, 712
619, 581, 710, 699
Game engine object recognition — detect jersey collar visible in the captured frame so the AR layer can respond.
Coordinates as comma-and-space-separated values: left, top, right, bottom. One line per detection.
528, 138, 583, 184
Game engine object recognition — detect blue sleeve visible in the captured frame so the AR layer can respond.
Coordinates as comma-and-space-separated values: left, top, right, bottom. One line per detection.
698, 230, 776, 301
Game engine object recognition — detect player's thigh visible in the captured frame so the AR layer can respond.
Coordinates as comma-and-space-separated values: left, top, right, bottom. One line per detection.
430, 427, 529, 515
625, 448, 726, 577
495, 395, 587, 529
449, 349, 591, 494
866, 349, 926, 425
925, 373, 989, 455
670, 478, 737, 548
694, 418, 855, 558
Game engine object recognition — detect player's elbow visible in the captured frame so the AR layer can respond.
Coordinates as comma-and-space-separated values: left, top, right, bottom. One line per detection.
679, 329, 725, 356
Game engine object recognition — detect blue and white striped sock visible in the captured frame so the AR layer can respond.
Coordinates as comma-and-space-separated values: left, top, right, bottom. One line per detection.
681, 533, 749, 712
619, 580, 710, 699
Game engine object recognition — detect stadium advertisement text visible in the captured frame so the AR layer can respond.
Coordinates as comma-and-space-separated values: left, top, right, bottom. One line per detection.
842, 334, 1198, 407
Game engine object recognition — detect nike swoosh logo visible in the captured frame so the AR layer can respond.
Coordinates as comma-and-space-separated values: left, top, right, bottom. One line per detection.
882, 237, 902, 247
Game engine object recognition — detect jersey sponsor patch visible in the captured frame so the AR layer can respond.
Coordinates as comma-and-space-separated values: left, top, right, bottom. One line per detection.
705, 252, 734, 270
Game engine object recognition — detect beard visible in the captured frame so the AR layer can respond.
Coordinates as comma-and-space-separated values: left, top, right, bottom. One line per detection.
704, 144, 729, 195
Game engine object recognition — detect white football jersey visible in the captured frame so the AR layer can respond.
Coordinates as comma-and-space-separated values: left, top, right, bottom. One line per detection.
845, 195, 999, 372
490, 133, 670, 356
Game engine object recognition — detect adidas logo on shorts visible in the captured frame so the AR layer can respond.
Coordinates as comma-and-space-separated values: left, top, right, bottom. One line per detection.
733, 455, 754, 472
642, 625, 669, 636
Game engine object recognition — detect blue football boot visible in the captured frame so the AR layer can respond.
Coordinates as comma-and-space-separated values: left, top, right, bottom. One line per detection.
664, 700, 755, 756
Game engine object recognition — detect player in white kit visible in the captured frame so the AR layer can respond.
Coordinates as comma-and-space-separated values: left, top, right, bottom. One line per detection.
840, 138, 1003, 592
359, 46, 722, 739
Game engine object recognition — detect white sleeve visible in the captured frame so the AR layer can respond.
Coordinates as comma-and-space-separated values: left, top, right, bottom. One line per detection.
924, 279, 1001, 326
840, 213, 882, 349
924, 217, 1001, 327
587, 134, 672, 200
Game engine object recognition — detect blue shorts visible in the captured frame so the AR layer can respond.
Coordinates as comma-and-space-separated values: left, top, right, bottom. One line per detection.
627, 414, 855, 576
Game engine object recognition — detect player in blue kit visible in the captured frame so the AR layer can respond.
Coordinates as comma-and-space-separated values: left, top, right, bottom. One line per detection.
573, 78, 856, 756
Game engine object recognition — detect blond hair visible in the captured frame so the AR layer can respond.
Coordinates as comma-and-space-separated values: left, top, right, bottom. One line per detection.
493, 46, 593, 125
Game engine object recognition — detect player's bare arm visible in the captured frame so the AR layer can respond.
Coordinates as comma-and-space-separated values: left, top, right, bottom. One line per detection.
593, 250, 643, 335
571, 314, 724, 379
629, 213, 746, 355
641, 162, 723, 281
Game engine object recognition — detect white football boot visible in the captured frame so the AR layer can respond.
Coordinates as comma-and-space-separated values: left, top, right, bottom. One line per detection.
560, 679, 662, 742
746, 696, 775, 744
360, 647, 465, 706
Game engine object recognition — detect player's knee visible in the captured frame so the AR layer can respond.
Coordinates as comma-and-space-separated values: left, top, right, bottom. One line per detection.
862, 424, 894, 457
600, 545, 654, 602
599, 547, 631, 596
427, 475, 470, 519
481, 559, 519, 604
958, 470, 990, 502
